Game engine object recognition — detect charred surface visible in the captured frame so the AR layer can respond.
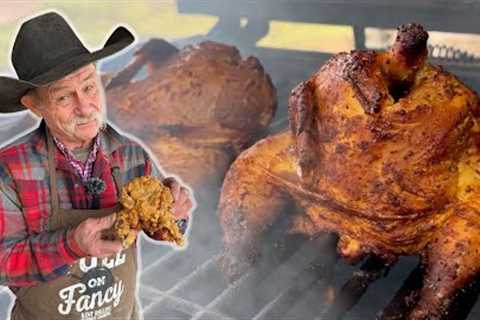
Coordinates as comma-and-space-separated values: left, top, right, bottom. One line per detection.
218, 23, 480, 319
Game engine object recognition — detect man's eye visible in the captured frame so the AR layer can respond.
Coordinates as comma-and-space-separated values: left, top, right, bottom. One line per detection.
55, 93, 72, 105
84, 84, 95, 93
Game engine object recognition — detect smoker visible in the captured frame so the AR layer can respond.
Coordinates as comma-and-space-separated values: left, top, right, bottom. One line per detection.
1, 1, 480, 319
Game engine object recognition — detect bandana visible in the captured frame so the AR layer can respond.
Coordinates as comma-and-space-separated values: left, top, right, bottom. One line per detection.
53, 135, 101, 182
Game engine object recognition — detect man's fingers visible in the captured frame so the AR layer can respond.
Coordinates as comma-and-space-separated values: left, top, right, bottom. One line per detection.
163, 177, 181, 199
173, 186, 190, 204
178, 188, 193, 209
95, 213, 117, 231
173, 198, 193, 220
171, 183, 181, 200
94, 239, 124, 257
176, 194, 193, 211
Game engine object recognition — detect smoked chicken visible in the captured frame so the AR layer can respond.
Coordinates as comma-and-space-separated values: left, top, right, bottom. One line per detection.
218, 23, 480, 319
106, 40, 277, 199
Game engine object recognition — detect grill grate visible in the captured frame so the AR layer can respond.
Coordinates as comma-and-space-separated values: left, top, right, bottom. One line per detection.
134, 204, 480, 320
1, 203, 480, 319
137, 237, 335, 320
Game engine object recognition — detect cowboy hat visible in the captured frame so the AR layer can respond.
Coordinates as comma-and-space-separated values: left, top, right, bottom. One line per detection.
0, 11, 134, 113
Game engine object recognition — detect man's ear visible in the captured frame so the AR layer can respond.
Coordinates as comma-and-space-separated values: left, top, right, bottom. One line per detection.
20, 91, 43, 117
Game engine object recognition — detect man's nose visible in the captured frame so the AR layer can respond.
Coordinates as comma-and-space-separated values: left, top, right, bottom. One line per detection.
74, 89, 95, 115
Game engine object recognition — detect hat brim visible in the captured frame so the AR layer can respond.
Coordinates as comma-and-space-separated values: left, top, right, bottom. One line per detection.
0, 26, 134, 113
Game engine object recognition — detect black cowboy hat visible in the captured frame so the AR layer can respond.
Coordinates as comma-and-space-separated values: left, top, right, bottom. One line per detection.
0, 11, 135, 113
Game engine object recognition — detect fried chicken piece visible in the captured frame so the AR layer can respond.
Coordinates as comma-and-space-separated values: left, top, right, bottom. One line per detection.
114, 209, 141, 248
218, 23, 480, 319
114, 176, 184, 248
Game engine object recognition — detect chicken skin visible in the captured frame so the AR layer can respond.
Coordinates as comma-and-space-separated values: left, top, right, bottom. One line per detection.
106, 40, 277, 198
218, 24, 480, 319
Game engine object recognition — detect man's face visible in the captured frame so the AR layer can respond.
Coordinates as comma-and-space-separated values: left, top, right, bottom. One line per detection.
32, 64, 106, 148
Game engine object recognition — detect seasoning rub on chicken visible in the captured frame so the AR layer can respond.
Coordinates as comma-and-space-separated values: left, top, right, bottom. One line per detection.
218, 23, 480, 319
106, 40, 277, 199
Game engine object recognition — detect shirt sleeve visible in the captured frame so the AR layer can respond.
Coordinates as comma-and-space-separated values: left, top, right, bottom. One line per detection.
0, 164, 86, 287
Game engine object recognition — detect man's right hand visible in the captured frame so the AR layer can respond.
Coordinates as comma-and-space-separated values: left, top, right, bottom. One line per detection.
73, 213, 124, 258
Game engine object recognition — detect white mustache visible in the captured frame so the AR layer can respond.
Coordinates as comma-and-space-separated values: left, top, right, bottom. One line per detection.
65, 111, 105, 133
73, 112, 99, 124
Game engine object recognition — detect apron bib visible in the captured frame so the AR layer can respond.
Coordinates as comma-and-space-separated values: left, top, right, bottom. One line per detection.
10, 131, 141, 320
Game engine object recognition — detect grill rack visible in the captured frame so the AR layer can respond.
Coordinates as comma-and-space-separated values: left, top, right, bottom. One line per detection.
137, 206, 480, 320
1, 202, 480, 320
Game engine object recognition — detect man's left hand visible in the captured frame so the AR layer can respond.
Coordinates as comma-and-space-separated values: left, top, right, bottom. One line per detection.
163, 176, 194, 221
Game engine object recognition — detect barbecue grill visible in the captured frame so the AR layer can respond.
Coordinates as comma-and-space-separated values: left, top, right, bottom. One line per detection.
1, 1, 480, 319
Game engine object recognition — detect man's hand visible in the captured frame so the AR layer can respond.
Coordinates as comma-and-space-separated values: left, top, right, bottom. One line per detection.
73, 213, 124, 258
163, 177, 194, 221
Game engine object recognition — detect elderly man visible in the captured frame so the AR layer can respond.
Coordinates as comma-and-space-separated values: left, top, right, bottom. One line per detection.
0, 12, 193, 320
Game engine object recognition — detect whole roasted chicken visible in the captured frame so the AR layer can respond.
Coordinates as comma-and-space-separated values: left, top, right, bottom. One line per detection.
106, 40, 277, 198
218, 24, 480, 319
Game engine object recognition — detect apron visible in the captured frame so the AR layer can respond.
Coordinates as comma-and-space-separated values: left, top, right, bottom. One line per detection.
10, 130, 141, 320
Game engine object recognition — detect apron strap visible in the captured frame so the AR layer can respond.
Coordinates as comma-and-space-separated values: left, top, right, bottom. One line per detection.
111, 166, 123, 195
46, 129, 62, 227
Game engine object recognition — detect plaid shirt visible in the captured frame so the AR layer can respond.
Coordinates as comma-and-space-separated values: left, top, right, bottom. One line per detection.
0, 121, 164, 288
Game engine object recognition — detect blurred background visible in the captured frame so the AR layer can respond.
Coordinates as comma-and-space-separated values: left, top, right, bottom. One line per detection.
1, 0, 479, 72
1, 1, 480, 319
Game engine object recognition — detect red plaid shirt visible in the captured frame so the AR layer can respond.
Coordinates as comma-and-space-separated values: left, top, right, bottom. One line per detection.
0, 121, 164, 288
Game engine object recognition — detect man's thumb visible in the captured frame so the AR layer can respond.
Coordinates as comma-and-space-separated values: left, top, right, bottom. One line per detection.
97, 213, 117, 230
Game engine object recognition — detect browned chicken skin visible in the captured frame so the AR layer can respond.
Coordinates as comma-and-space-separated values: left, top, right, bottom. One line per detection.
218, 24, 480, 319
106, 40, 277, 196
